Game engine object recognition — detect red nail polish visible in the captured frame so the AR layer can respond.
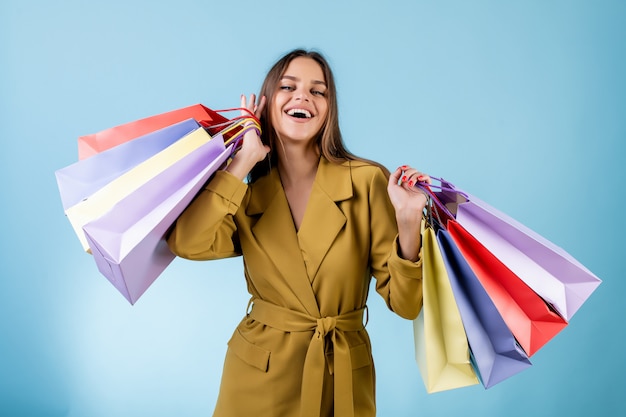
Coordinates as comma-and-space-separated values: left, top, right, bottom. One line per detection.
408, 180, 414, 187
401, 165, 408, 170
402, 176, 407, 182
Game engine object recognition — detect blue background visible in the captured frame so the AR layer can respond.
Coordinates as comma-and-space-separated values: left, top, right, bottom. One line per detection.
1, 0, 624, 416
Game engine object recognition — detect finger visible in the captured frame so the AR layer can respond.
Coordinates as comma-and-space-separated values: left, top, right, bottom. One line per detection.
398, 165, 419, 184
240, 94, 248, 116
389, 166, 403, 187
396, 167, 415, 186
417, 173, 432, 184
248, 94, 257, 111
255, 95, 267, 118
399, 165, 417, 175
404, 174, 427, 189
402, 169, 431, 186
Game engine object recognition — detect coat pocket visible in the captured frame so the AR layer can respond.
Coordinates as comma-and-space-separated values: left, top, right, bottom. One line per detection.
350, 343, 372, 370
227, 329, 270, 372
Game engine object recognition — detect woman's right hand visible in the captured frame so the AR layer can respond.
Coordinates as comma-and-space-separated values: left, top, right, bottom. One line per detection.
225, 94, 270, 180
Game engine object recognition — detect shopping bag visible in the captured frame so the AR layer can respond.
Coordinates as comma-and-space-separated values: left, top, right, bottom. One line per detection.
436, 182, 600, 321
78, 103, 229, 159
82, 135, 232, 304
413, 220, 479, 393
66, 126, 214, 252
56, 119, 201, 210
446, 219, 568, 356
437, 226, 532, 388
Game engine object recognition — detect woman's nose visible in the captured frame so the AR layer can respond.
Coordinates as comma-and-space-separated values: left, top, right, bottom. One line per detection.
295, 90, 310, 101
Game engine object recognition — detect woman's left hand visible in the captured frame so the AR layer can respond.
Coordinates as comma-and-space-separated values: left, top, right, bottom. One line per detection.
388, 165, 431, 221
387, 165, 431, 261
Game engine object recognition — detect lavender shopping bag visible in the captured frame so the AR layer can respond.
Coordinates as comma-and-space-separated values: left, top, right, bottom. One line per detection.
436, 226, 532, 388
82, 134, 232, 304
432, 180, 601, 321
55, 119, 201, 211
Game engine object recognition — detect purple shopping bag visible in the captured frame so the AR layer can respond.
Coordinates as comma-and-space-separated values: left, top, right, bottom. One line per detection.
427, 179, 601, 321
82, 134, 232, 304
55, 119, 201, 211
437, 226, 532, 388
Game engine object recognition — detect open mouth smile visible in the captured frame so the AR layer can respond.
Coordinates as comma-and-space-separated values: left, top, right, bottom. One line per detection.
286, 108, 313, 119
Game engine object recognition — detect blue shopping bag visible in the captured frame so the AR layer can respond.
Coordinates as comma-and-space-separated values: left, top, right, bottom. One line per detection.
436, 226, 532, 388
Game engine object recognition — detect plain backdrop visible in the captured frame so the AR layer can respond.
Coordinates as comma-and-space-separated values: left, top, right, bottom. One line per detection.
1, 0, 624, 416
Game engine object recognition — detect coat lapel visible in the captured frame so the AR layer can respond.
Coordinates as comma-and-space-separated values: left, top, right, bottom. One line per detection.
298, 158, 353, 283
246, 159, 354, 315
247, 169, 321, 317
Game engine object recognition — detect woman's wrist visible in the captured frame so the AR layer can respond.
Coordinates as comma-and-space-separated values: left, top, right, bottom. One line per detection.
225, 152, 258, 180
397, 235, 421, 262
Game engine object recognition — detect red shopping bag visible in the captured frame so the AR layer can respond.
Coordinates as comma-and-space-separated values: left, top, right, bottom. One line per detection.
78, 104, 229, 159
447, 219, 568, 356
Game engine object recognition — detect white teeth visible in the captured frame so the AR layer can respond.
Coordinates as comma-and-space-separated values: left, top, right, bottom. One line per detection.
287, 108, 312, 118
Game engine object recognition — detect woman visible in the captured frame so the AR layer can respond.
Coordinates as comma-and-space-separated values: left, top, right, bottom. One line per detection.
167, 49, 430, 417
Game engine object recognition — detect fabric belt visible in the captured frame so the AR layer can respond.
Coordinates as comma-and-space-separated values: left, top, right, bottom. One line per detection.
248, 299, 366, 417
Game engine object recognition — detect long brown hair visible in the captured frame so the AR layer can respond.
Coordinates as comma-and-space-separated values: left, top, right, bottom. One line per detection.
248, 49, 388, 182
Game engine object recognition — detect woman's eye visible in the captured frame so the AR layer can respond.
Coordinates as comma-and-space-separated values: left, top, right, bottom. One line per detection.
280, 85, 294, 91
312, 90, 326, 97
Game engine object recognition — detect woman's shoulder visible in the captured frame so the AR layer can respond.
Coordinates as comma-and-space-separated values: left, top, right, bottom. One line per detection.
329, 159, 390, 195
344, 159, 390, 181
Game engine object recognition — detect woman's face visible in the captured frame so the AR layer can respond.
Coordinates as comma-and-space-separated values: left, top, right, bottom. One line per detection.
270, 57, 329, 146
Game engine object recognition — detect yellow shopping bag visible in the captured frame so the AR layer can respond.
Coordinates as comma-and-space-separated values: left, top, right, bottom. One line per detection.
65, 126, 214, 252
413, 219, 479, 393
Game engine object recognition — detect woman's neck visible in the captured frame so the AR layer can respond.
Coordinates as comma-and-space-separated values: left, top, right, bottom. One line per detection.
276, 141, 320, 188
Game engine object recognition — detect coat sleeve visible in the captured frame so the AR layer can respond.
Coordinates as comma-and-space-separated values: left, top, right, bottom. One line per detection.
167, 170, 247, 260
368, 167, 424, 320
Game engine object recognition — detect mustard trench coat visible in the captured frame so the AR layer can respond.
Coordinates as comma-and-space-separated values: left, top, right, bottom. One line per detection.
167, 157, 424, 417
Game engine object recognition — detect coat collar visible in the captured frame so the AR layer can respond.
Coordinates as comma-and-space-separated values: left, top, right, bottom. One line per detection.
246, 157, 354, 316
246, 157, 353, 215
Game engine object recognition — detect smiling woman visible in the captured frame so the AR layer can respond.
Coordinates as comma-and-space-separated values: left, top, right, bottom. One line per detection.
1, 0, 622, 415
166, 48, 431, 417
271, 60, 329, 148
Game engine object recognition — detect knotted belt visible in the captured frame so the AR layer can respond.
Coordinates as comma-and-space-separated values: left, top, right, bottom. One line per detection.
248, 299, 366, 417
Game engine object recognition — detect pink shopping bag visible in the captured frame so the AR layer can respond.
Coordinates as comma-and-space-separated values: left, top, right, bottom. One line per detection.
78, 104, 229, 159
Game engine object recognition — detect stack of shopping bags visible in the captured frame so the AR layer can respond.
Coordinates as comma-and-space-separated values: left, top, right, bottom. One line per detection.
55, 104, 260, 305
412, 177, 601, 392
